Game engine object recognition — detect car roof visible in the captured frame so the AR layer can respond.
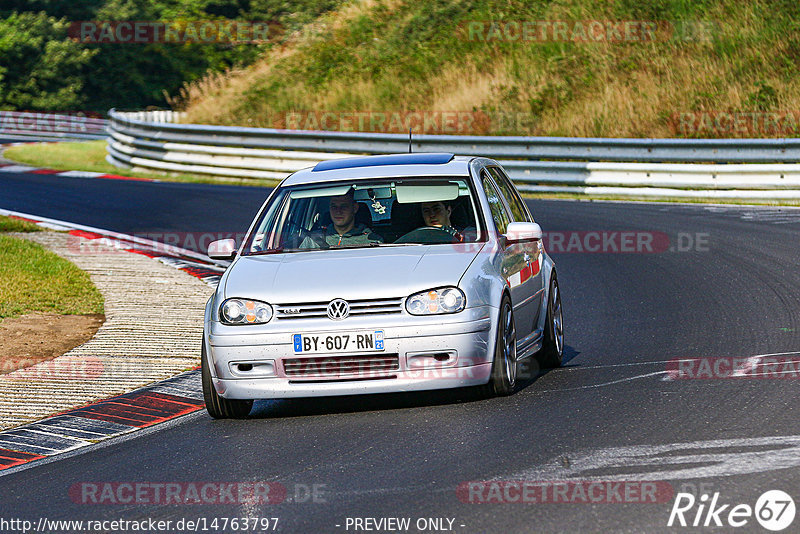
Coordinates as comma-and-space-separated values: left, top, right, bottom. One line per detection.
283, 153, 476, 186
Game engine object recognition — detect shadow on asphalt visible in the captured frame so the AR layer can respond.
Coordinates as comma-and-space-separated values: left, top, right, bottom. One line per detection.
514, 344, 580, 393
246, 344, 580, 420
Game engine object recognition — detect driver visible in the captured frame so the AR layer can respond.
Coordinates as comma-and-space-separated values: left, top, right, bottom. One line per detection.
421, 201, 453, 228
421, 201, 462, 240
300, 190, 383, 248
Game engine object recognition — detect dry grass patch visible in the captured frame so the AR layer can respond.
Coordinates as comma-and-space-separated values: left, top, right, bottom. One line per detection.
176, 0, 800, 138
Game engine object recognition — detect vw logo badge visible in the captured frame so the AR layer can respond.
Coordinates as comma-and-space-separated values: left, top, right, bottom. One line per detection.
327, 298, 350, 320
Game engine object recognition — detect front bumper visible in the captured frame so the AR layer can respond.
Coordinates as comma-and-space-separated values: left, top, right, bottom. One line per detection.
206, 306, 495, 399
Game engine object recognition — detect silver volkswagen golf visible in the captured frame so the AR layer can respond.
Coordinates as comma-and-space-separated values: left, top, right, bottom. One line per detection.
203, 153, 563, 418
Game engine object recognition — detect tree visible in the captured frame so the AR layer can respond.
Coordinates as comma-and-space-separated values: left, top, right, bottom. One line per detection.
0, 12, 96, 110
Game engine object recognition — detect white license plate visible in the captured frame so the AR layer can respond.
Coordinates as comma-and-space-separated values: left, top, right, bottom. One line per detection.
292, 330, 385, 354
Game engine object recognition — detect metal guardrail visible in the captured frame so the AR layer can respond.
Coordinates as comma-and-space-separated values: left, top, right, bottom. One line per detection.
0, 111, 108, 141
107, 110, 800, 199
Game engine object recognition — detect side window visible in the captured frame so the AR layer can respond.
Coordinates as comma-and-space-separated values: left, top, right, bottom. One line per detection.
488, 167, 530, 222
480, 170, 511, 235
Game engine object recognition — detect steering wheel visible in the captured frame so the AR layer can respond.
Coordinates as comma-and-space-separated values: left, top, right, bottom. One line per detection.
395, 226, 461, 244
296, 227, 330, 249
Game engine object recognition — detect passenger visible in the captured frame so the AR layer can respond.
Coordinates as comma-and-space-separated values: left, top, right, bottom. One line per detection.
300, 190, 383, 248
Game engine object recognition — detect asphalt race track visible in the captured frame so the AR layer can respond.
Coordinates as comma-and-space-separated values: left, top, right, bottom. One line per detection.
0, 172, 262, 249
2, 170, 800, 532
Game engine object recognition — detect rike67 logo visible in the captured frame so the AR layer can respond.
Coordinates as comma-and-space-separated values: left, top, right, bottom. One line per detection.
668, 490, 796, 531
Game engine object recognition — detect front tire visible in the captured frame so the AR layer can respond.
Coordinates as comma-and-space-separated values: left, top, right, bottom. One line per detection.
201, 343, 253, 419
538, 274, 564, 368
481, 295, 517, 397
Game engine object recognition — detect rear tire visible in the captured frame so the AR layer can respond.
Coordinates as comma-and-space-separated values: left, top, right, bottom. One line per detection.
538, 274, 564, 369
202, 343, 253, 419
481, 295, 517, 397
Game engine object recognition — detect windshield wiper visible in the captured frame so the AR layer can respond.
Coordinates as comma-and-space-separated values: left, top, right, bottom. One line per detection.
247, 243, 423, 254
337, 242, 422, 249
246, 247, 284, 256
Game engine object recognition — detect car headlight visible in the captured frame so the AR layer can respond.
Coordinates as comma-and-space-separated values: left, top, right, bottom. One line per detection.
219, 298, 273, 325
406, 287, 465, 315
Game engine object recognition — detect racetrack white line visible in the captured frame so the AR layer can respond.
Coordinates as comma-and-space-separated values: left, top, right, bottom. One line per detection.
555, 350, 800, 374
0, 207, 226, 266
535, 371, 670, 393
543, 350, 800, 388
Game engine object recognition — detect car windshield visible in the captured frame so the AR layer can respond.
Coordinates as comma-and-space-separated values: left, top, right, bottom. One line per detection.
242, 177, 483, 254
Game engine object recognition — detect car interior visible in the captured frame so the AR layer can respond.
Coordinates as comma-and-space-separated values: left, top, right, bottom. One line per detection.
301, 190, 476, 246
250, 180, 482, 252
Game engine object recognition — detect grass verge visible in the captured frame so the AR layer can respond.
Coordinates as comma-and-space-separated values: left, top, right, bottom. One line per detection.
0, 215, 42, 232
3, 141, 280, 188
0, 217, 104, 320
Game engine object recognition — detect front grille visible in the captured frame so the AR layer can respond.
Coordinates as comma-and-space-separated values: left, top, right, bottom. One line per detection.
283, 354, 400, 378
274, 298, 403, 320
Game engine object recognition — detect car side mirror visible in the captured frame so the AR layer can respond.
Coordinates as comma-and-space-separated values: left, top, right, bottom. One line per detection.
208, 238, 237, 260
503, 222, 542, 245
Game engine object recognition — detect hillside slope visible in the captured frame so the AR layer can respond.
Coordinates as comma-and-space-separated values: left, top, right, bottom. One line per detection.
175, 0, 800, 138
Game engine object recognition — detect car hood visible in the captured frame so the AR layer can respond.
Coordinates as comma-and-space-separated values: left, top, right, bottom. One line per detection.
223, 244, 484, 303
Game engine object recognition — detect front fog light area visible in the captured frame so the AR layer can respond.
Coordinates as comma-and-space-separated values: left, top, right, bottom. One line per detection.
406, 287, 465, 315
220, 298, 273, 325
